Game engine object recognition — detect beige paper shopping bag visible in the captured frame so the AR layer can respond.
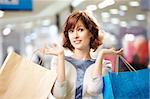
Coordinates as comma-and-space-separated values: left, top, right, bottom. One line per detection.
0, 52, 57, 99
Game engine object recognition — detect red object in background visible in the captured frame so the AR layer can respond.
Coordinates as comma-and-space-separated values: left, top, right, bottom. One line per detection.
131, 35, 149, 70
148, 40, 150, 56
104, 55, 117, 72
135, 40, 149, 65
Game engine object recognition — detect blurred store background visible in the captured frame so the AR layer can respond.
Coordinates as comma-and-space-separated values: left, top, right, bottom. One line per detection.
0, 0, 149, 71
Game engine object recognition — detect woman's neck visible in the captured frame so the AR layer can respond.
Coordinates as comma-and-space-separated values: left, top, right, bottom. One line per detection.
73, 49, 91, 60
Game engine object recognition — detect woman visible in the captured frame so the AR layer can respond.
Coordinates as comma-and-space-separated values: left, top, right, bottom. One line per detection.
41, 10, 123, 99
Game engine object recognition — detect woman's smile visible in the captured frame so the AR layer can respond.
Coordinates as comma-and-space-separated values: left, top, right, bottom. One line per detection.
74, 40, 82, 44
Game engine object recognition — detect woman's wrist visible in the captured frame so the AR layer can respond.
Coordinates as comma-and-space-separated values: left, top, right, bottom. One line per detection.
58, 50, 64, 56
97, 51, 104, 64
57, 50, 65, 82
93, 51, 104, 76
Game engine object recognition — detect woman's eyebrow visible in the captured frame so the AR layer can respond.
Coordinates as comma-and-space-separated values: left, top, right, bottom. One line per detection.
76, 25, 83, 28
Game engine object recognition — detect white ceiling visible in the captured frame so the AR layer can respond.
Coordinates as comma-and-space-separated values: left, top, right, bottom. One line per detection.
0, 0, 148, 27
0, 0, 72, 24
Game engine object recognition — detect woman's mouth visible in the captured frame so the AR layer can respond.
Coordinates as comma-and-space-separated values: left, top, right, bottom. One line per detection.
74, 40, 81, 44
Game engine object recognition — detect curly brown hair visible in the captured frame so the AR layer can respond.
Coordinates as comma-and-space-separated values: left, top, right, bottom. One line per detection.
63, 10, 103, 52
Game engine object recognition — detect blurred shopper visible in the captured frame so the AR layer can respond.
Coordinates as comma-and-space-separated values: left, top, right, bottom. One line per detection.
131, 35, 149, 70
40, 10, 123, 99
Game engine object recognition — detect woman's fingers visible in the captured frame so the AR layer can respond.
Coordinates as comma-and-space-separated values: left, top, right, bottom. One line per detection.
111, 47, 116, 51
47, 43, 58, 49
115, 48, 123, 55
39, 47, 54, 55
39, 43, 64, 56
101, 48, 123, 56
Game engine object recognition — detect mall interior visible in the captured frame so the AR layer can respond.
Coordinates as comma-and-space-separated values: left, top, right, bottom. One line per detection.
0, 0, 149, 72
0, 0, 149, 99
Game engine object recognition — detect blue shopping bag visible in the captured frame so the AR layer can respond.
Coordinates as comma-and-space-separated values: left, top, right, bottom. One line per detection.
103, 68, 150, 99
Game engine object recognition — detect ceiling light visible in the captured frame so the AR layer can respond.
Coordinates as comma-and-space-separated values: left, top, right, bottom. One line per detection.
110, 9, 119, 14
136, 14, 145, 20
120, 5, 128, 11
110, 18, 120, 24
120, 21, 127, 27
3, 27, 11, 36
86, 5, 97, 11
98, 0, 115, 9
101, 12, 110, 18
129, 1, 140, 7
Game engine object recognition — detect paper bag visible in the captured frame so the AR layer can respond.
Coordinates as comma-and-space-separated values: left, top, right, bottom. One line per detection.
103, 69, 149, 99
0, 52, 57, 99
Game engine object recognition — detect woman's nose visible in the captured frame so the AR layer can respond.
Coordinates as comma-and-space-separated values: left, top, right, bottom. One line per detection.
74, 31, 79, 38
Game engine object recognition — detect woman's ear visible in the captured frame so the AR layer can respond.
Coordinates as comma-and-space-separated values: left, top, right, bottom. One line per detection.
89, 31, 92, 38
90, 34, 94, 39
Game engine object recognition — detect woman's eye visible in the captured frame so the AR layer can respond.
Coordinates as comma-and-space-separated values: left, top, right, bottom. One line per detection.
78, 28, 84, 32
68, 30, 73, 34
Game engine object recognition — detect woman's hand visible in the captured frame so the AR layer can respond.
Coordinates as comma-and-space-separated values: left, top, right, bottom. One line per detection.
39, 43, 64, 56
99, 48, 123, 57
40, 43, 66, 83
94, 48, 123, 76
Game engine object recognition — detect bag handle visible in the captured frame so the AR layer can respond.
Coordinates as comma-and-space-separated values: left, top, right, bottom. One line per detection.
119, 55, 136, 72
30, 49, 45, 66
115, 55, 119, 72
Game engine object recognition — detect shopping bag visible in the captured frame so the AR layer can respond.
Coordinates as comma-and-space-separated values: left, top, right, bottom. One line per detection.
103, 56, 149, 99
0, 52, 57, 99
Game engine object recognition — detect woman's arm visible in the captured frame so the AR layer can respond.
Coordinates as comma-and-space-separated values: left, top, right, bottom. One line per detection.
57, 52, 65, 82
40, 44, 66, 98
94, 52, 103, 76
41, 44, 66, 82
85, 48, 123, 96
52, 52, 67, 98
50, 54, 67, 99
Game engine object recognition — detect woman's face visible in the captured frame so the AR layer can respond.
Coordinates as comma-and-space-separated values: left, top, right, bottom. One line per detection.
68, 20, 92, 51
